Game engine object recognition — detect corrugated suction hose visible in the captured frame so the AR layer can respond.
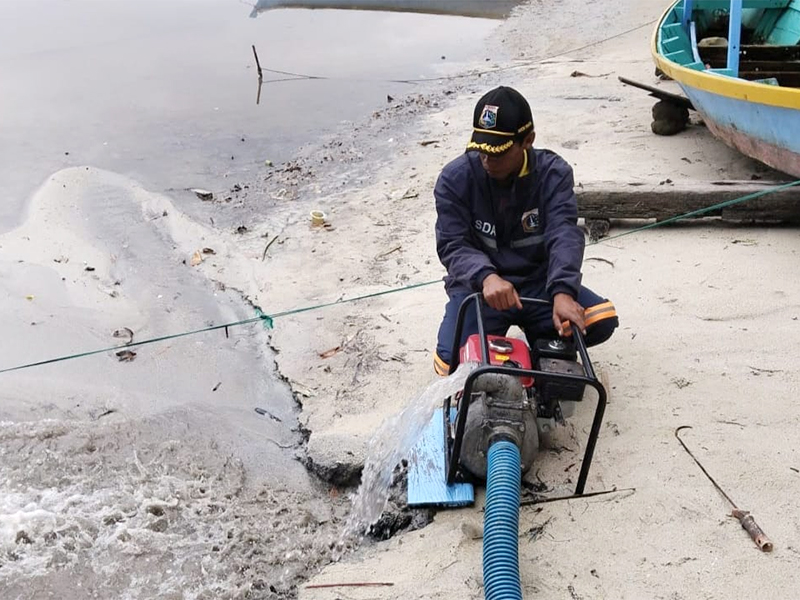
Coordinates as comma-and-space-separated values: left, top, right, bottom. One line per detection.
482, 439, 522, 600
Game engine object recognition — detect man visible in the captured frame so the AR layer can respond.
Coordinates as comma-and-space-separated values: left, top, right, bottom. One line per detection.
433, 86, 618, 375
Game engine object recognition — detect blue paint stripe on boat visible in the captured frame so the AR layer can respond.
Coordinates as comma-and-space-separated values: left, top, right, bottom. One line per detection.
681, 85, 800, 153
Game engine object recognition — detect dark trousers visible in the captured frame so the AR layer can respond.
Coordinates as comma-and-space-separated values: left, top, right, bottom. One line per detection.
434, 283, 618, 372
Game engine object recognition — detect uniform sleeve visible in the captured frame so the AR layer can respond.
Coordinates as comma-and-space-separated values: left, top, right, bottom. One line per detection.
542, 163, 585, 299
434, 169, 496, 292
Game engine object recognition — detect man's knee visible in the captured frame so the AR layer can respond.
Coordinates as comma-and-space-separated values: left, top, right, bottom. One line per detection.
433, 351, 450, 376
583, 300, 619, 347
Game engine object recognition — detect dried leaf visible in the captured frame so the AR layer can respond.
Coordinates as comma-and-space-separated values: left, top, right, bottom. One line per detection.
190, 250, 204, 266
116, 350, 137, 362
112, 327, 134, 344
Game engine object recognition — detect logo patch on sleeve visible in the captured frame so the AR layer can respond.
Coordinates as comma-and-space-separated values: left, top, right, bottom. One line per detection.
521, 208, 540, 233
479, 105, 499, 129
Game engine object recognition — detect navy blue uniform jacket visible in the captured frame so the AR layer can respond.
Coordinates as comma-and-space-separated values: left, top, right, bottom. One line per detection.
435, 148, 584, 299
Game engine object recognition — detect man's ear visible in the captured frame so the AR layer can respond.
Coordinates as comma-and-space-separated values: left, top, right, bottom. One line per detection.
522, 131, 536, 149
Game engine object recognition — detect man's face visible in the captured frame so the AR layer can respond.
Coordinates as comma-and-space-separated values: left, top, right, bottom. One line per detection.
478, 133, 534, 181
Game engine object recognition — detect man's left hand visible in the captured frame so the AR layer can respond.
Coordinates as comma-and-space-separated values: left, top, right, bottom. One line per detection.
552, 293, 585, 336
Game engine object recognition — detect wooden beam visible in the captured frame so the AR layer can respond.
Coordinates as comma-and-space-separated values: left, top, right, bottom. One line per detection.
694, 0, 789, 8
699, 45, 800, 61
576, 180, 800, 221
618, 77, 695, 110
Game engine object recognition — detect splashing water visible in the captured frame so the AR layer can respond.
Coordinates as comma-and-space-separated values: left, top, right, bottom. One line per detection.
342, 363, 476, 541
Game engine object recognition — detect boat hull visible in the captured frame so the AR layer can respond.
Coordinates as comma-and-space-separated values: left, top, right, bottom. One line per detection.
252, 0, 520, 19
681, 84, 800, 177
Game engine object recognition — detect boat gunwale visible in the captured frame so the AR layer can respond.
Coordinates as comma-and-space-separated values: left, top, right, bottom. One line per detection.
651, 1, 800, 109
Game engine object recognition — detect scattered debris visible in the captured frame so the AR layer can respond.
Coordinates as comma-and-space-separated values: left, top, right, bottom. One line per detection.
190, 188, 214, 201
190, 250, 204, 266
235, 225, 248, 234
748, 365, 783, 376
25, 295, 34, 301
92, 408, 116, 420
716, 420, 745, 428
212, 382, 222, 392
376, 246, 402, 260
15, 531, 33, 545
305, 582, 394, 590
264, 159, 273, 167
112, 327, 134, 344
671, 377, 693, 389
53, 256, 69, 264
262, 235, 279, 261
202, 247, 216, 255
419, 140, 440, 147
84, 266, 96, 272
585, 257, 615, 267
255, 407, 282, 422
115, 350, 137, 363
570, 70, 611, 78
98, 285, 119, 298
401, 189, 419, 199
525, 517, 552, 542
568, 584, 584, 600
319, 346, 342, 359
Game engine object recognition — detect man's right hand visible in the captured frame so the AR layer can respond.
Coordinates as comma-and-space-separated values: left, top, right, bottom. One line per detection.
482, 274, 522, 311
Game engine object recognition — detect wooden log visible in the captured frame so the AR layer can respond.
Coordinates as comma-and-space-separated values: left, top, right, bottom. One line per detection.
576, 180, 800, 222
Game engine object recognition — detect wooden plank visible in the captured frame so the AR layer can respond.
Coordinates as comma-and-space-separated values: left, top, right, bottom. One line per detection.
576, 181, 800, 221
618, 76, 695, 110
703, 59, 800, 70
695, 0, 789, 8
699, 45, 800, 61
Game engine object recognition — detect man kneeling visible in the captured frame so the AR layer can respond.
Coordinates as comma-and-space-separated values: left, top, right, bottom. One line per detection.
433, 86, 618, 375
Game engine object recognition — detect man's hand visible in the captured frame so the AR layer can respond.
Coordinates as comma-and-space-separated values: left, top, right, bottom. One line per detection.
482, 274, 522, 311
553, 293, 585, 336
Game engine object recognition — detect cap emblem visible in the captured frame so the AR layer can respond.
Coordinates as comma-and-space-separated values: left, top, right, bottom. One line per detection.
478, 104, 498, 129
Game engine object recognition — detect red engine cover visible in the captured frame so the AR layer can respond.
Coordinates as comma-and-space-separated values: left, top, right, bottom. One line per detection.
459, 334, 534, 388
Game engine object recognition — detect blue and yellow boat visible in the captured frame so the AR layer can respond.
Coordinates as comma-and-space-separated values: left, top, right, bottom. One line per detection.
653, 1, 800, 177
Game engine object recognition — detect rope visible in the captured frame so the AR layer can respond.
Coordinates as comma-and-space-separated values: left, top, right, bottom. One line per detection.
2, 180, 798, 376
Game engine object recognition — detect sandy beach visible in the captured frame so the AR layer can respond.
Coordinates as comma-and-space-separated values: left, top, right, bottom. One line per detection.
2, 0, 800, 598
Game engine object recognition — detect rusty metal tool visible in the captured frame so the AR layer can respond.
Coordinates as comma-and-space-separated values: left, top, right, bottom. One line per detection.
675, 426, 773, 552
